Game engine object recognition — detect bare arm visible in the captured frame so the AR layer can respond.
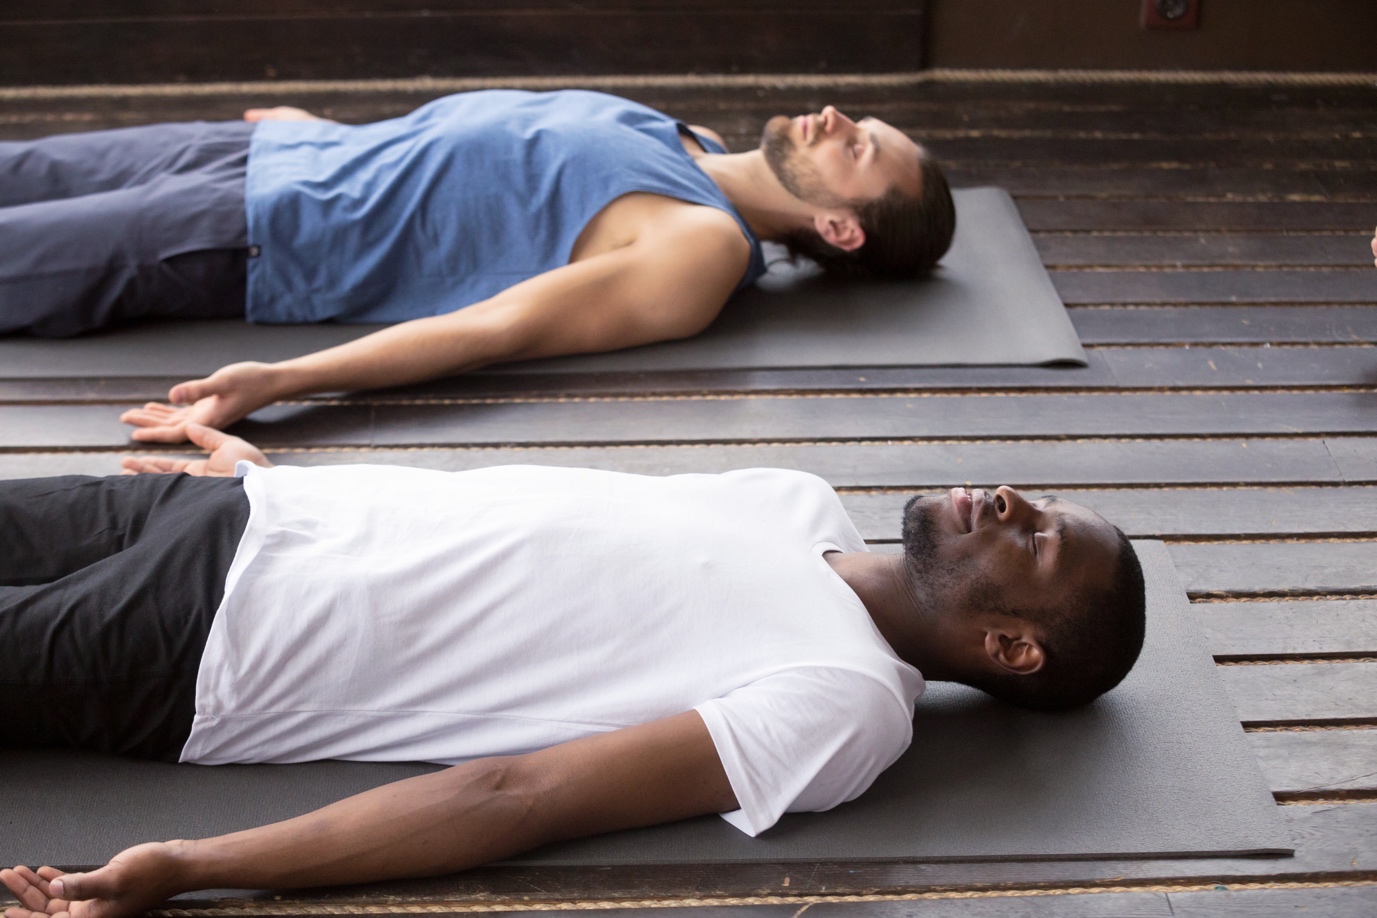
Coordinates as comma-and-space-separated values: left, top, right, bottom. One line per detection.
2, 711, 737, 918
121, 206, 749, 443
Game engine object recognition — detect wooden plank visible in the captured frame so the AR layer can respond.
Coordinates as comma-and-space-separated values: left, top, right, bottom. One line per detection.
1249, 730, 1377, 796
689, 887, 1377, 918
1018, 201, 1377, 233
3, 344, 1369, 402
837, 487, 1377, 542
1331, 438, 1377, 484
894, 105, 1377, 136
165, 803, 1377, 902
1099, 344, 1377, 388
301, 391, 1377, 448
967, 165, 1365, 197
99, 437, 1358, 487
1168, 887, 1377, 917
0, 437, 1351, 488
1200, 600, 1377, 659
1035, 233, 1375, 268
1070, 305, 1377, 345
0, 360, 1127, 402
799, 893, 1174, 917
1220, 662, 1377, 725
9, 392, 1377, 450
1052, 269, 1377, 305
1167, 541, 1377, 596
930, 137, 1377, 168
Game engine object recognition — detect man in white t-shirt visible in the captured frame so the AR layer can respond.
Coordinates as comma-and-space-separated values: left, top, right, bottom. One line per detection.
2, 424, 1145, 918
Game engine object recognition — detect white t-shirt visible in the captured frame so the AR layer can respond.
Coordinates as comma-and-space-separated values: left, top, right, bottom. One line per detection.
183, 464, 925, 835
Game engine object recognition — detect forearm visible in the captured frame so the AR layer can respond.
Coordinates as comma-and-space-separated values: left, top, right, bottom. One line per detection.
175, 758, 542, 893
267, 307, 520, 398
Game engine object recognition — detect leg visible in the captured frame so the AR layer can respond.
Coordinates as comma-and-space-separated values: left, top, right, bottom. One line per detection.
0, 474, 250, 760
0, 121, 255, 208
0, 138, 250, 336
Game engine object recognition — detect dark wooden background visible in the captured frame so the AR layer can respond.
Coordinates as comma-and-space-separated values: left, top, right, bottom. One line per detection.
0, 1, 927, 85
4, 0, 1375, 87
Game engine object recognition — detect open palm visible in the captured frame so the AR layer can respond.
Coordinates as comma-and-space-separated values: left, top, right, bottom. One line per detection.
1, 844, 183, 918
119, 362, 280, 444
121, 423, 270, 477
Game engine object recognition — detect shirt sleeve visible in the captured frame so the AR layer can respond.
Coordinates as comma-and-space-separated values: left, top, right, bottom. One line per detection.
694, 667, 914, 836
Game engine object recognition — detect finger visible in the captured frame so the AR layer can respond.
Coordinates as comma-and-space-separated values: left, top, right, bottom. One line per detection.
168, 378, 215, 405
51, 868, 117, 906
128, 426, 190, 445
119, 406, 183, 427
0, 869, 36, 903
33, 869, 64, 885
3, 908, 49, 918
120, 456, 187, 474
183, 423, 230, 451
243, 108, 268, 122
1, 869, 49, 912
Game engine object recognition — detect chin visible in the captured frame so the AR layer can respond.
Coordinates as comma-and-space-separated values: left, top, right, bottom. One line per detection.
900, 494, 945, 565
761, 114, 794, 148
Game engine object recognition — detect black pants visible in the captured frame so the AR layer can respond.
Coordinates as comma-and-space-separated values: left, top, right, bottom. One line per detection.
0, 121, 253, 337
0, 474, 250, 761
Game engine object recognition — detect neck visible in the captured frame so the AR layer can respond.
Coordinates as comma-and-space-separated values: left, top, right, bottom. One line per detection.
826, 551, 964, 682
696, 150, 815, 242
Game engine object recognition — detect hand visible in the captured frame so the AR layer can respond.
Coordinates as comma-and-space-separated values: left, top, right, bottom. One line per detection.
120, 362, 282, 444
2, 843, 186, 918
121, 423, 271, 477
243, 106, 323, 123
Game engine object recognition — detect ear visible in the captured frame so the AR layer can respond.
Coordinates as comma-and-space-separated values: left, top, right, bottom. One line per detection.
813, 211, 866, 253
983, 625, 1046, 676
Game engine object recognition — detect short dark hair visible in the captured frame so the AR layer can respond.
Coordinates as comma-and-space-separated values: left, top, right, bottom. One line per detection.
779, 147, 956, 281
967, 529, 1147, 711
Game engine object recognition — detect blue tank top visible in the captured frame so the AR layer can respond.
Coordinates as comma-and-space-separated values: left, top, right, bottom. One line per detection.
243, 90, 766, 324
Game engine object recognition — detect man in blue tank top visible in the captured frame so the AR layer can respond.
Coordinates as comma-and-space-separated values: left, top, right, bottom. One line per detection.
0, 91, 955, 444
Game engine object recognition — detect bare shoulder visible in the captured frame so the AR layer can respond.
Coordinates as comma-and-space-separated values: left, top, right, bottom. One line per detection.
642, 199, 752, 274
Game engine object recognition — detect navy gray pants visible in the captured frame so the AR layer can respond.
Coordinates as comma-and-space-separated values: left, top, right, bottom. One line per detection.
0, 121, 254, 337
0, 474, 250, 761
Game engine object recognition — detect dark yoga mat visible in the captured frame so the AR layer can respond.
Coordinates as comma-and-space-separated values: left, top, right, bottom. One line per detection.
0, 188, 1084, 379
0, 542, 1290, 868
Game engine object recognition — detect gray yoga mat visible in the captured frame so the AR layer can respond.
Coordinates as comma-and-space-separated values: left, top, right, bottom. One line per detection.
0, 188, 1084, 378
0, 541, 1289, 868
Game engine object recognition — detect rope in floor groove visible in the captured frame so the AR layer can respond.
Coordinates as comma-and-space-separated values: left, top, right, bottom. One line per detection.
148, 878, 1377, 916
0, 69, 1372, 102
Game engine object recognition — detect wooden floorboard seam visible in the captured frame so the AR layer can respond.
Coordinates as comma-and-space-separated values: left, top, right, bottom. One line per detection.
140, 878, 1377, 916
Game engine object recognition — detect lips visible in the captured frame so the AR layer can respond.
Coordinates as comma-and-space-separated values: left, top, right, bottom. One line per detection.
950, 486, 973, 532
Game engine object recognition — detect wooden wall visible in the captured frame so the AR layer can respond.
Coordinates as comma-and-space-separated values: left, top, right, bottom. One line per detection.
927, 0, 1377, 72
0, 1, 927, 86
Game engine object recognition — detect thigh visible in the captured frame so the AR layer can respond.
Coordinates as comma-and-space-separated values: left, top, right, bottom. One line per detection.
0, 475, 251, 760
0, 121, 255, 208
0, 473, 233, 585
0, 173, 248, 336
119, 248, 248, 324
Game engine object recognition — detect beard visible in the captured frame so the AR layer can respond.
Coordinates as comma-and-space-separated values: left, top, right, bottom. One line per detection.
900, 495, 999, 619
760, 115, 847, 209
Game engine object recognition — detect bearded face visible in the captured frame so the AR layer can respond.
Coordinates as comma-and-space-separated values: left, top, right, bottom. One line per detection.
899, 494, 1010, 622
760, 115, 849, 210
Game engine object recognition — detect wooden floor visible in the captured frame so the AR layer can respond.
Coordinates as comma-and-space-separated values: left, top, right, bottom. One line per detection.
2, 75, 1376, 915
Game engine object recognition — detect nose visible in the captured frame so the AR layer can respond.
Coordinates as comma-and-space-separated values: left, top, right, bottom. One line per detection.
820, 105, 859, 137
993, 486, 1039, 528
